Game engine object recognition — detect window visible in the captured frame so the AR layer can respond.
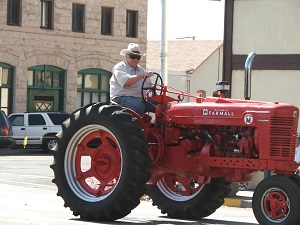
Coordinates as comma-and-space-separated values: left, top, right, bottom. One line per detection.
8, 115, 24, 126
101, 7, 114, 35
41, 0, 54, 29
47, 113, 69, 125
7, 0, 22, 26
77, 69, 111, 108
72, 3, 85, 33
28, 114, 46, 126
0, 63, 13, 115
27, 65, 66, 112
34, 96, 54, 111
126, 10, 138, 38
27, 65, 64, 89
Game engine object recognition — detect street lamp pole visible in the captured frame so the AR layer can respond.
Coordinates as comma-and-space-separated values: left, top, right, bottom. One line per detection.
161, 0, 168, 85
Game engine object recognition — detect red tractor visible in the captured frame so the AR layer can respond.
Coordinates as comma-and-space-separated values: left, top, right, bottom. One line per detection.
51, 52, 300, 225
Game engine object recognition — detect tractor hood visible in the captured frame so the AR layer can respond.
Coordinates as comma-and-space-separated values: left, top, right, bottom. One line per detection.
164, 97, 299, 127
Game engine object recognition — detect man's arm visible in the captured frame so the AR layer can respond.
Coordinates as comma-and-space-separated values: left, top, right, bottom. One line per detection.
124, 72, 153, 87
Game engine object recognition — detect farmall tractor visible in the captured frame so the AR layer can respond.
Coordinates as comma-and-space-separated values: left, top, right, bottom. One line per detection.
51, 52, 300, 225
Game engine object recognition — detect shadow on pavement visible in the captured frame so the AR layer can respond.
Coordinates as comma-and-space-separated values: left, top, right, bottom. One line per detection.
0, 148, 50, 156
70, 217, 258, 225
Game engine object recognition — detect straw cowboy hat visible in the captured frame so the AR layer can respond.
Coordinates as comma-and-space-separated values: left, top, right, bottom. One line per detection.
120, 43, 146, 56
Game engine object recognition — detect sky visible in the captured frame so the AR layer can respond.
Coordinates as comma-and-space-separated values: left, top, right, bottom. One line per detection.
147, 0, 225, 41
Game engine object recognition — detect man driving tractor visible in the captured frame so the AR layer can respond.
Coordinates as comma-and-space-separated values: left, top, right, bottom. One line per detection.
110, 43, 155, 116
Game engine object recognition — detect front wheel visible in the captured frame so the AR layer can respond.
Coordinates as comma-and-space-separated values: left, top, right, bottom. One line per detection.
50, 104, 151, 221
252, 175, 300, 225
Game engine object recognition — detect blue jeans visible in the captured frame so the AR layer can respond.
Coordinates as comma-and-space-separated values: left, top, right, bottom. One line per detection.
112, 96, 156, 116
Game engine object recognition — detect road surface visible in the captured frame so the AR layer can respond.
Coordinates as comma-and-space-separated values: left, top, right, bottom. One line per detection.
0, 148, 258, 225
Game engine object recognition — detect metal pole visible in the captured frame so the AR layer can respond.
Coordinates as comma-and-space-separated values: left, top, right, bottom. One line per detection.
244, 52, 256, 100
161, 0, 168, 85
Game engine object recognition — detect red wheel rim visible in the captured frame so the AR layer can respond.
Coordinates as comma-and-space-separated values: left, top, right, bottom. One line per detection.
157, 175, 203, 201
262, 188, 289, 221
74, 129, 121, 197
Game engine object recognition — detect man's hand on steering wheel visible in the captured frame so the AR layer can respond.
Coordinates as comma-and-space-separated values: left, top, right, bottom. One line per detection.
141, 72, 164, 102
144, 71, 154, 78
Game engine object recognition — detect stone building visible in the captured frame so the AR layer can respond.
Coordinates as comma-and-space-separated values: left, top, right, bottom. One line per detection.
0, 0, 147, 115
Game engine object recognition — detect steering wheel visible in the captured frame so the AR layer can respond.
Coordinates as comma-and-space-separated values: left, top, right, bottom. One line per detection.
141, 72, 164, 102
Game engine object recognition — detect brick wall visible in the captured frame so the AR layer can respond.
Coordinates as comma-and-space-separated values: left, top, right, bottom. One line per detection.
0, 0, 148, 113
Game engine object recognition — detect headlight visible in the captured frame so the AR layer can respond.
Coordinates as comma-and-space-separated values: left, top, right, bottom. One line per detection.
216, 81, 230, 92
178, 94, 184, 101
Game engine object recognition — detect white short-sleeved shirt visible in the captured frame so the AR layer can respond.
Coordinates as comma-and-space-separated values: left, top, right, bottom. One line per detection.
110, 60, 152, 100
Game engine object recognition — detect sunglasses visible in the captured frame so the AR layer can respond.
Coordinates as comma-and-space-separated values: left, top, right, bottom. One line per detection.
128, 54, 141, 60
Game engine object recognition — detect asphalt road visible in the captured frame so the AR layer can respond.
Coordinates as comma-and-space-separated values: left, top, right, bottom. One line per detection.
0, 148, 258, 225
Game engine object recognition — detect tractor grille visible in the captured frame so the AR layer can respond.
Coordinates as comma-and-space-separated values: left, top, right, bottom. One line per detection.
270, 117, 296, 158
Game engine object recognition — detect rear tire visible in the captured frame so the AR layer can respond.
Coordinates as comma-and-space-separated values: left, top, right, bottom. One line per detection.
50, 104, 151, 221
252, 175, 300, 225
147, 177, 230, 219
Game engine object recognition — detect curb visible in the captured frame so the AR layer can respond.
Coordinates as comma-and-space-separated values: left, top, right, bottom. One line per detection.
141, 195, 253, 208
140, 194, 151, 201
223, 197, 252, 208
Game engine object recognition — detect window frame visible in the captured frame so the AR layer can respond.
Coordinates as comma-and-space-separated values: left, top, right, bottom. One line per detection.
7, 0, 22, 26
28, 114, 46, 126
0, 63, 14, 115
101, 7, 114, 35
8, 115, 24, 126
40, 0, 54, 29
126, 10, 138, 38
77, 69, 111, 108
72, 3, 85, 33
27, 65, 64, 90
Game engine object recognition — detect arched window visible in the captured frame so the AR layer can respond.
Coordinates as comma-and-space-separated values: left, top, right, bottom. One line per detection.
27, 65, 65, 112
27, 65, 64, 89
0, 63, 14, 115
77, 68, 111, 108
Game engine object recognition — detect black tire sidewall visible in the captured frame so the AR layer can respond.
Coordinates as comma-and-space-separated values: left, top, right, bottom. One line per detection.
252, 175, 300, 225
52, 105, 151, 220
147, 177, 229, 219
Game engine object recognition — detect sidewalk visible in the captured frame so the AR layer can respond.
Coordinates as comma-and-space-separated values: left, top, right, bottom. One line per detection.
223, 190, 253, 208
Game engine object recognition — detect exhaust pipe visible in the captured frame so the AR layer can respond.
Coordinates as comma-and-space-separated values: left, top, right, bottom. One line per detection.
244, 52, 256, 100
